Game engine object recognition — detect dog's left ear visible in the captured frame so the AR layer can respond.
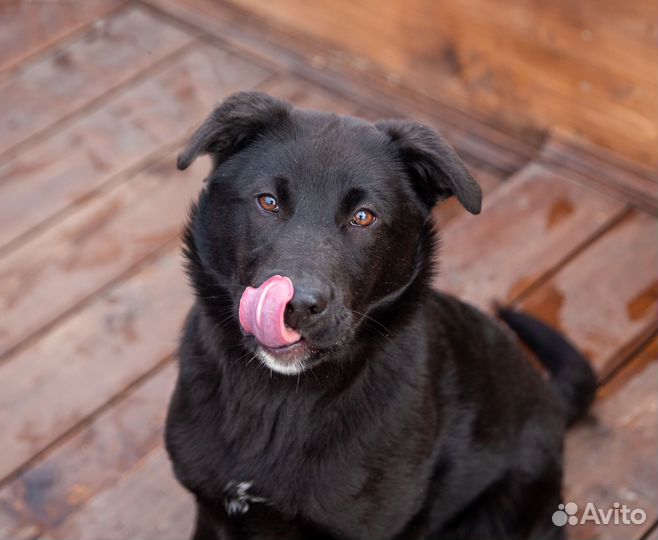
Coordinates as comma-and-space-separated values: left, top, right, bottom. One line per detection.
375, 120, 482, 214
177, 91, 292, 171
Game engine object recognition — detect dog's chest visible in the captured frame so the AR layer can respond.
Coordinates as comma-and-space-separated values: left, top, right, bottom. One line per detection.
216, 442, 431, 540
172, 389, 433, 540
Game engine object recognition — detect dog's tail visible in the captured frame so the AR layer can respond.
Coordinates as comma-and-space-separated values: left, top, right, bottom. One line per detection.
496, 307, 597, 426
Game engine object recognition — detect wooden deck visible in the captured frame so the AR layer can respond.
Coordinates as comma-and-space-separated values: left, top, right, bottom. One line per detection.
0, 2, 655, 539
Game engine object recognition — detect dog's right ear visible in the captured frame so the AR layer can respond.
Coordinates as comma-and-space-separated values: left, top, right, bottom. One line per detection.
177, 91, 292, 171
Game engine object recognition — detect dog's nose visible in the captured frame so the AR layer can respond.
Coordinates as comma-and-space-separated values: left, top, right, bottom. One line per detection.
284, 285, 329, 330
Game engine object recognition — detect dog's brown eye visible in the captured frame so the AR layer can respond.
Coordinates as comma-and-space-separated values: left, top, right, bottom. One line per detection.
258, 193, 279, 213
351, 208, 376, 227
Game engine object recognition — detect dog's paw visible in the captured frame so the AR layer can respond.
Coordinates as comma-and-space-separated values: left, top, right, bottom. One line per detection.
224, 481, 267, 515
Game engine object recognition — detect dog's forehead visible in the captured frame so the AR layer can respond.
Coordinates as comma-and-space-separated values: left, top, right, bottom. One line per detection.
272, 111, 396, 190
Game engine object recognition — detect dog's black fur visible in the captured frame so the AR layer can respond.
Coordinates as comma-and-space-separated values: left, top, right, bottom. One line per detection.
165, 92, 596, 540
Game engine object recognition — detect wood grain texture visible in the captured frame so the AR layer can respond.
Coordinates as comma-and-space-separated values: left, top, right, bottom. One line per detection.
517, 211, 657, 377
0, 45, 272, 253
0, 364, 177, 540
0, 249, 188, 484
47, 447, 193, 540
540, 129, 658, 215
0, 6, 192, 157
0, 0, 127, 77
435, 163, 625, 309
141, 0, 537, 181
0, 154, 205, 361
219, 0, 658, 167
564, 339, 657, 540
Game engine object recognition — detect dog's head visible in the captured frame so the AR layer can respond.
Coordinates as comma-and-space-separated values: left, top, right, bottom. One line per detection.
179, 92, 481, 375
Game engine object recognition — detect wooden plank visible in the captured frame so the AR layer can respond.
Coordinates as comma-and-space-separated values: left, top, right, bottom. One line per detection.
0, 44, 272, 253
564, 339, 657, 540
0, 0, 127, 77
213, 0, 657, 167
0, 153, 204, 360
264, 77, 360, 115
540, 129, 658, 215
141, 0, 538, 180
47, 447, 194, 540
517, 211, 657, 377
0, 6, 193, 157
0, 364, 177, 539
220, 0, 646, 86
0, 248, 189, 484
645, 523, 658, 540
434, 163, 626, 309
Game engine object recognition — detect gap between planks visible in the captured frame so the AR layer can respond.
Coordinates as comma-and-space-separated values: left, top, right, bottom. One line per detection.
0, 38, 200, 166
0, 129, 190, 261
508, 206, 633, 306
599, 331, 658, 387
642, 521, 658, 540
0, 353, 175, 490
0, 0, 130, 82
0, 236, 178, 369
0, 67, 281, 261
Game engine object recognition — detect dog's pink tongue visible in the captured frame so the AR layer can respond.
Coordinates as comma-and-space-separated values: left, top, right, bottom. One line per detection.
239, 275, 301, 348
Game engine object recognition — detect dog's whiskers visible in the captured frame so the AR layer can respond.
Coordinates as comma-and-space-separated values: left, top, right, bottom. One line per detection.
309, 367, 322, 389
350, 309, 391, 336
245, 354, 258, 367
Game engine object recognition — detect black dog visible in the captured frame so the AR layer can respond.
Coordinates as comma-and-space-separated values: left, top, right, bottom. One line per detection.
165, 92, 596, 540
